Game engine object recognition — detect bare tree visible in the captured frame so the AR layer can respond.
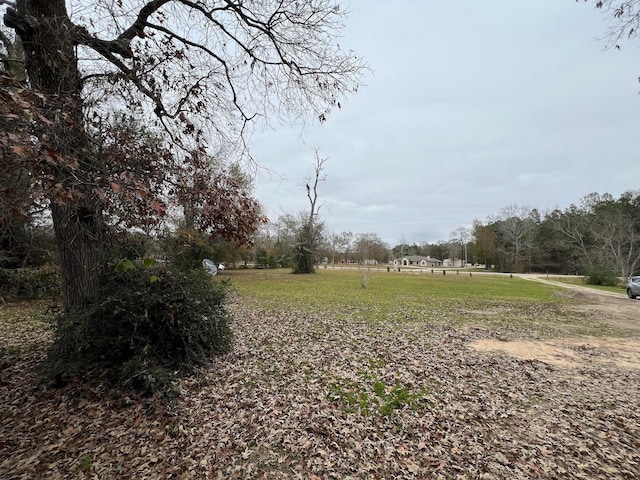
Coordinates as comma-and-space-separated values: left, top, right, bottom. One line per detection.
338, 231, 354, 263
449, 226, 472, 266
2, 0, 366, 310
353, 233, 389, 264
293, 150, 326, 273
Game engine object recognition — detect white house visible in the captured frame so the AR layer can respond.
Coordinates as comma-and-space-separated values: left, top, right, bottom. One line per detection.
393, 255, 443, 268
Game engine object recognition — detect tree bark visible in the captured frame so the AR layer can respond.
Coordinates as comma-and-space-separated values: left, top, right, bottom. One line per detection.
50, 203, 105, 309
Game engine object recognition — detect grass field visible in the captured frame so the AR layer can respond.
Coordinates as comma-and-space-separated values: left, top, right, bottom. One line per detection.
224, 268, 629, 339
226, 268, 559, 304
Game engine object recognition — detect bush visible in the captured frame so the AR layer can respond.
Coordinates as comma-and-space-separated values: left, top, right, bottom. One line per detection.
292, 241, 316, 274
584, 269, 620, 287
0, 264, 61, 301
48, 254, 232, 396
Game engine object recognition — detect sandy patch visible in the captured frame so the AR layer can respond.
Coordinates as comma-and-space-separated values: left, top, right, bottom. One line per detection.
471, 337, 640, 370
471, 276, 640, 370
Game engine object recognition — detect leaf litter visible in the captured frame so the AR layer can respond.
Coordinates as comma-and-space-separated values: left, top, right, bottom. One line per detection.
0, 297, 639, 479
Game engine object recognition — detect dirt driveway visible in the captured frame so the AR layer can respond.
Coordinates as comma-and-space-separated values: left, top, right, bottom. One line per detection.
472, 276, 640, 370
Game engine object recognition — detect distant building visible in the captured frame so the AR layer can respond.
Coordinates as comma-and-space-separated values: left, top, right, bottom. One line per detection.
393, 256, 442, 268
442, 258, 465, 267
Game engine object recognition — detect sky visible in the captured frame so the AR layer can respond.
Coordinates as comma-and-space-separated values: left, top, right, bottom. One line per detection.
248, 1, 640, 247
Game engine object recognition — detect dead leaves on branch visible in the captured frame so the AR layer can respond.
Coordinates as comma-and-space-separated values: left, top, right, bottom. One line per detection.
1, 300, 639, 478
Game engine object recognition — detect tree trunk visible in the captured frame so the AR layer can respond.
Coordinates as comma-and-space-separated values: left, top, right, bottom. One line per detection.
10, 0, 106, 311
51, 203, 105, 310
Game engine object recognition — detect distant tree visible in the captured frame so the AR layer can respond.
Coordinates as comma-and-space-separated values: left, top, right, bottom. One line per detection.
271, 212, 298, 267
271, 210, 324, 270
353, 233, 389, 264
587, 192, 640, 279
391, 241, 419, 259
487, 206, 539, 273
328, 233, 341, 264
293, 152, 326, 274
417, 241, 432, 258
426, 241, 446, 261
253, 221, 280, 268
337, 231, 355, 263
86, 113, 264, 267
542, 205, 592, 274
547, 191, 640, 279
472, 220, 497, 269
177, 159, 265, 249
449, 226, 472, 265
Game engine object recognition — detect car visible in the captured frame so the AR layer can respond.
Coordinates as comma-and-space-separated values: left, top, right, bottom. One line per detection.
627, 276, 640, 299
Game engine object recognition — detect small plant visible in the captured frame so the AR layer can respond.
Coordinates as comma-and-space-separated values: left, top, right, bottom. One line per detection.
327, 381, 373, 416
360, 268, 369, 288
377, 383, 433, 417
327, 378, 432, 417
79, 453, 92, 472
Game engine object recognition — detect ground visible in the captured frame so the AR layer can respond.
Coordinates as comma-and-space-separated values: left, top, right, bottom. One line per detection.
0, 278, 638, 479
472, 276, 640, 370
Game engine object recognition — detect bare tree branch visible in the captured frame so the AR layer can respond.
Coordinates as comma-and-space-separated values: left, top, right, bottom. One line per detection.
306, 149, 327, 223
28, 0, 364, 156
582, 0, 640, 49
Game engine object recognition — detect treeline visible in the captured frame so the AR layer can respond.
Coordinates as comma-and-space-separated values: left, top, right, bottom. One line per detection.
396, 190, 639, 280
471, 191, 640, 279
250, 191, 640, 281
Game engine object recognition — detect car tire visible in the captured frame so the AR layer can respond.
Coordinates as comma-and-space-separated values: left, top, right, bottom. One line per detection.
627, 288, 637, 300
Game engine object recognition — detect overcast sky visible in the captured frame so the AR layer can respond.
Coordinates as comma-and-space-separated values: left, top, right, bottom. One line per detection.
248, 1, 639, 247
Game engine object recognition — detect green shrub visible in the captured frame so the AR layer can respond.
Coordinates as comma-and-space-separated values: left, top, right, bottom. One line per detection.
292, 243, 315, 274
584, 269, 620, 287
0, 264, 61, 300
48, 255, 232, 396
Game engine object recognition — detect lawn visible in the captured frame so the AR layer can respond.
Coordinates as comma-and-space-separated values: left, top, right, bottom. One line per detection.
225, 268, 631, 338
226, 268, 557, 307
1, 269, 639, 479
